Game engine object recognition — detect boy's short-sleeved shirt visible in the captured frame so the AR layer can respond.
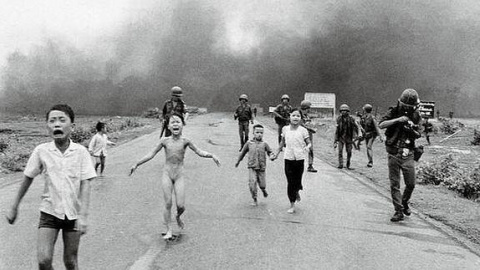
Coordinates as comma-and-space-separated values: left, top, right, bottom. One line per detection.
241, 140, 272, 171
24, 141, 97, 220
282, 125, 309, 160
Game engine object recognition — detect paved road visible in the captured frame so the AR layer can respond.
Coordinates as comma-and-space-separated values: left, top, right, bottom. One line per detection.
1, 113, 480, 269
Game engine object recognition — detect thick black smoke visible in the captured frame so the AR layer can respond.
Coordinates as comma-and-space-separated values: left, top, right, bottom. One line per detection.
2, 0, 480, 116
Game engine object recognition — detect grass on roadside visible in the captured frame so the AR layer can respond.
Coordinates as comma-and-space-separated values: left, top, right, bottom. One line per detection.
0, 116, 149, 173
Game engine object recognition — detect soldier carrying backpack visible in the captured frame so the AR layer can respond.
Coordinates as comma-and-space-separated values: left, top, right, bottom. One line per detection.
360, 104, 385, 167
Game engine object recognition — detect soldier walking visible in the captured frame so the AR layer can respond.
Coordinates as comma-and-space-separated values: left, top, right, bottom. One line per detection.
300, 100, 318, 173
360, 104, 384, 167
160, 86, 188, 138
273, 94, 293, 145
234, 94, 254, 151
334, 104, 361, 170
378, 88, 422, 222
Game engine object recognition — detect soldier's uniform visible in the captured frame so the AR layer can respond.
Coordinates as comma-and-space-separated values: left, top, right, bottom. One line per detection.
379, 89, 422, 222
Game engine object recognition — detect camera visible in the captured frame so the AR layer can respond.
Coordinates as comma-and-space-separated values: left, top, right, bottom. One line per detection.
402, 121, 421, 139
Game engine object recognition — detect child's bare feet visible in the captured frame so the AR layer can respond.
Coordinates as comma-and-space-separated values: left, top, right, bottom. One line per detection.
163, 229, 173, 240
287, 203, 295, 213
250, 198, 258, 206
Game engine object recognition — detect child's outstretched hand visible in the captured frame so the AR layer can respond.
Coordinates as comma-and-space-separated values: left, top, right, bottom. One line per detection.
235, 161, 240, 168
270, 153, 277, 161
212, 155, 221, 167
129, 164, 138, 176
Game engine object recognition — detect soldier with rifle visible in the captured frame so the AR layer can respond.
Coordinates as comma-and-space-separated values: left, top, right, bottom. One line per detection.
160, 86, 188, 138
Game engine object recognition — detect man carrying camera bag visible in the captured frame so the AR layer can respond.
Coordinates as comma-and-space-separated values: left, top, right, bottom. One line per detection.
379, 88, 422, 222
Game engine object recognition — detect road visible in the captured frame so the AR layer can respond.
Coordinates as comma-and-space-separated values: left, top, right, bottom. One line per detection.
1, 112, 480, 269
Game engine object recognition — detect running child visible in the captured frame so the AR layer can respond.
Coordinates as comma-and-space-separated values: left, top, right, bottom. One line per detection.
235, 124, 275, 206
272, 108, 312, 213
6, 104, 96, 270
88, 121, 116, 176
129, 113, 220, 239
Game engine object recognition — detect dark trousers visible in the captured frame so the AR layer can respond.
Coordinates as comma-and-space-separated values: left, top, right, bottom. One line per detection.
338, 141, 353, 167
238, 121, 249, 148
365, 136, 376, 165
388, 153, 416, 212
277, 123, 287, 144
285, 159, 304, 203
308, 132, 314, 166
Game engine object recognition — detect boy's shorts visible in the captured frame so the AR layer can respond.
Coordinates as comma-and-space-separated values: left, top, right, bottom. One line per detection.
38, 212, 77, 231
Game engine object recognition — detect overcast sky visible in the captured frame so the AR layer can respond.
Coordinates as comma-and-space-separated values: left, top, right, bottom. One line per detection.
3, 0, 480, 67
0, 0, 140, 67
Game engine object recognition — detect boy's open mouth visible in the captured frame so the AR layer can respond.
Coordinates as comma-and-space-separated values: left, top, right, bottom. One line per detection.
53, 130, 64, 135
172, 127, 180, 131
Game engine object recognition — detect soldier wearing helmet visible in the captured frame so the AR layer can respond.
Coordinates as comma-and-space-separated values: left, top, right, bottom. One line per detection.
161, 86, 188, 137
299, 100, 317, 172
379, 88, 422, 222
234, 94, 254, 151
333, 104, 361, 170
273, 94, 293, 144
359, 104, 385, 168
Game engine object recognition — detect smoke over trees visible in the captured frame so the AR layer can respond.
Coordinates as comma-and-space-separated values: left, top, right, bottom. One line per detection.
1, 0, 480, 116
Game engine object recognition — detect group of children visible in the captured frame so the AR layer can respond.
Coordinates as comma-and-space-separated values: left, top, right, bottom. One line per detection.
5, 103, 311, 269
235, 108, 311, 213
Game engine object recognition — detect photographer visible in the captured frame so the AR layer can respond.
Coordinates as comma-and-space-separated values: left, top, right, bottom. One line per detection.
379, 88, 422, 222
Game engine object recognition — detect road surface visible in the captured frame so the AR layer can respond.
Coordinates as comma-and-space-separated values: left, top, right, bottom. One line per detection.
1, 113, 480, 269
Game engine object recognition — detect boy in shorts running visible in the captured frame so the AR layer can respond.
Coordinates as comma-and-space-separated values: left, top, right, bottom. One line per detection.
6, 104, 97, 270
235, 124, 274, 206
130, 113, 220, 239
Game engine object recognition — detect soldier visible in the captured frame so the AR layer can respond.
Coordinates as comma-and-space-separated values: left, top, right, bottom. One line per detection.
333, 104, 361, 169
234, 94, 254, 151
360, 104, 385, 167
160, 86, 188, 138
422, 117, 433, 145
273, 94, 293, 145
300, 100, 318, 173
379, 88, 422, 222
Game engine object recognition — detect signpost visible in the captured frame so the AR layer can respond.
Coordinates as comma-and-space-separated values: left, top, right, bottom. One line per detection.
304, 92, 336, 119
419, 101, 435, 118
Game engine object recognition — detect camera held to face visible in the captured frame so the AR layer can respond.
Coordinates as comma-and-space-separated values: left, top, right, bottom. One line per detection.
402, 120, 421, 139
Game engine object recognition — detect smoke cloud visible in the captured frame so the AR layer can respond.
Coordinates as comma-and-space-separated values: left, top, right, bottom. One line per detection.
2, 0, 480, 116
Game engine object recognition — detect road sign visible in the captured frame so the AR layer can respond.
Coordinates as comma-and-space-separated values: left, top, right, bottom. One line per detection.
304, 92, 336, 119
304, 92, 336, 109
419, 101, 435, 118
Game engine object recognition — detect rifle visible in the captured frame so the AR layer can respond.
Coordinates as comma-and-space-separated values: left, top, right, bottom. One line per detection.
159, 119, 167, 138
353, 136, 363, 150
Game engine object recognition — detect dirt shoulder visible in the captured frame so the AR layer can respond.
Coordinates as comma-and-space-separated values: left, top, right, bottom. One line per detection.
0, 115, 160, 185
257, 115, 480, 252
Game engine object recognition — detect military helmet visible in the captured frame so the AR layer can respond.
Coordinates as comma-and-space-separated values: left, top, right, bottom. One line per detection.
300, 100, 312, 109
363, 104, 373, 111
281, 94, 290, 101
239, 94, 248, 101
398, 88, 420, 106
339, 104, 350, 112
171, 86, 183, 97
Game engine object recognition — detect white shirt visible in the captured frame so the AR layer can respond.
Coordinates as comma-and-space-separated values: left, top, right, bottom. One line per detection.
282, 125, 309, 160
24, 141, 97, 220
88, 133, 114, 156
